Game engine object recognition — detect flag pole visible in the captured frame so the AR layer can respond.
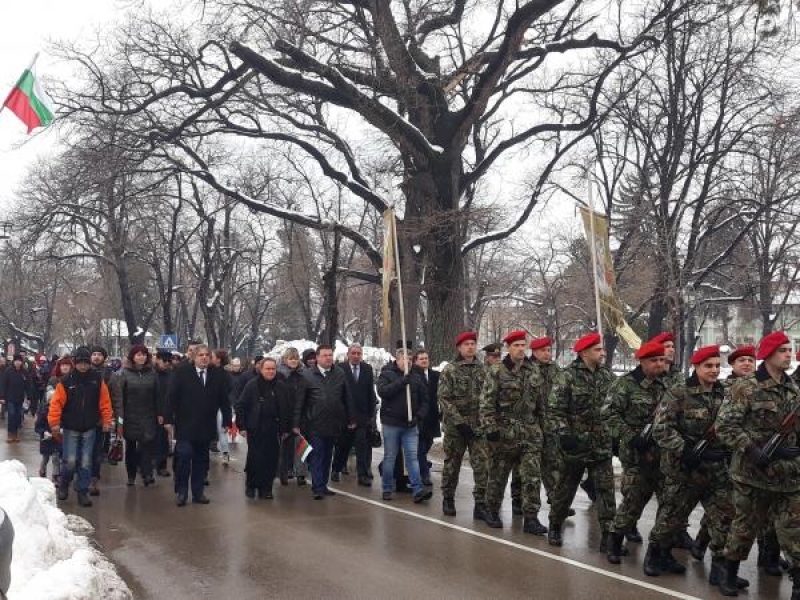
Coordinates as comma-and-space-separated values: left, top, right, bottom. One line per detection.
1, 53, 41, 117
587, 161, 604, 339
390, 205, 413, 423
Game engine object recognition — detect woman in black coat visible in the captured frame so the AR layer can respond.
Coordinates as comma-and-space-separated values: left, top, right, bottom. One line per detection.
236, 358, 292, 499
110, 345, 161, 487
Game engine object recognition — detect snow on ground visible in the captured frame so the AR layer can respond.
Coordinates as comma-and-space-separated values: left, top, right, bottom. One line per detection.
268, 339, 394, 372
0, 460, 131, 600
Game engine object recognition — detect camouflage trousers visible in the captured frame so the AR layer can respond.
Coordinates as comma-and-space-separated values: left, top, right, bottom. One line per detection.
649, 466, 734, 557
725, 481, 800, 569
550, 457, 615, 530
613, 460, 664, 534
511, 434, 560, 502
485, 435, 542, 516
441, 423, 489, 501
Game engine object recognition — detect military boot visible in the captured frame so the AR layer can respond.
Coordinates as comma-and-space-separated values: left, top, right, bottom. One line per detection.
758, 540, 783, 577
442, 497, 456, 517
710, 557, 749, 589
674, 528, 694, 550
660, 546, 686, 574
523, 516, 547, 536
548, 522, 563, 547
791, 568, 800, 600
643, 543, 662, 577
606, 532, 625, 565
473, 502, 486, 521
511, 497, 523, 516
691, 524, 710, 561
484, 511, 503, 529
718, 560, 741, 597
625, 526, 643, 543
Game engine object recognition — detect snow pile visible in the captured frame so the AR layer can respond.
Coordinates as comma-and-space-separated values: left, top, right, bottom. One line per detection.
268, 339, 394, 372
0, 460, 131, 600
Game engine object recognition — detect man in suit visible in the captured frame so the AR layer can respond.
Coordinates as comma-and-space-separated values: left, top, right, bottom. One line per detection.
334, 344, 378, 486
413, 349, 440, 486
167, 344, 232, 506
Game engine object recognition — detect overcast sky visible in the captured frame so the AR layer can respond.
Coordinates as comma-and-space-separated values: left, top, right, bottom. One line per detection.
0, 1, 119, 215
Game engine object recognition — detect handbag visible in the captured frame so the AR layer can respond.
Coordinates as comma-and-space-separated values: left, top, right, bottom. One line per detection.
370, 428, 382, 448
107, 439, 123, 463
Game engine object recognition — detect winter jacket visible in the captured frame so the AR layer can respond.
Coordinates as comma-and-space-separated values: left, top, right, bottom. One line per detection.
280, 364, 321, 435
48, 369, 113, 433
1, 367, 29, 405
377, 362, 428, 429
413, 365, 441, 439
296, 365, 349, 438
110, 365, 162, 442
166, 361, 232, 442
342, 361, 379, 427
236, 376, 293, 438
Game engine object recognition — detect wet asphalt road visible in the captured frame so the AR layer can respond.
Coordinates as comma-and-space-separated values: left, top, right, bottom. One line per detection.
1, 421, 792, 599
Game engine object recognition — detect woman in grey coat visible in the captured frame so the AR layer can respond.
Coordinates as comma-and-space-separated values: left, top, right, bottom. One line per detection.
111, 345, 162, 487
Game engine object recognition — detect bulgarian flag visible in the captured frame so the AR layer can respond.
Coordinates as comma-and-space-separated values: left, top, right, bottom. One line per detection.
296, 435, 313, 463
3, 55, 55, 133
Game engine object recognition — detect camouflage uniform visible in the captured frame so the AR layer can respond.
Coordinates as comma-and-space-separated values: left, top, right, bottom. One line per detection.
649, 375, 734, 558
439, 356, 489, 502
512, 360, 560, 505
607, 366, 670, 534
716, 363, 800, 569
546, 358, 616, 530
481, 356, 543, 517
663, 363, 685, 389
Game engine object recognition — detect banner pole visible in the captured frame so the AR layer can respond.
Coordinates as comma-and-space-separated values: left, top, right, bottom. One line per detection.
587, 163, 604, 338
390, 207, 413, 423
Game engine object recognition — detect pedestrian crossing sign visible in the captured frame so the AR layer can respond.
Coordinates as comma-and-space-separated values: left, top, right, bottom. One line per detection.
159, 334, 178, 350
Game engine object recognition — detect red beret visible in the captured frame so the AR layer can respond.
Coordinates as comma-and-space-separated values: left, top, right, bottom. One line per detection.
455, 331, 477, 347
757, 331, 790, 360
691, 345, 720, 365
649, 332, 675, 345
530, 337, 553, 351
728, 345, 755, 365
573, 332, 601, 353
503, 330, 527, 345
635, 341, 665, 360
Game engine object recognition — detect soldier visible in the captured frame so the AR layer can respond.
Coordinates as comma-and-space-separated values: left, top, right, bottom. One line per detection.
716, 331, 800, 598
439, 332, 489, 519
546, 332, 616, 548
650, 332, 685, 388
480, 330, 547, 535
606, 340, 670, 564
482, 343, 502, 366
647, 345, 747, 590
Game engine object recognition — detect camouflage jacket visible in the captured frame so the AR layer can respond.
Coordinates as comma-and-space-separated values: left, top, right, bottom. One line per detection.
605, 366, 670, 468
653, 373, 727, 475
438, 356, 486, 429
547, 358, 615, 462
716, 363, 800, 492
663, 363, 685, 389
479, 355, 543, 440
533, 359, 560, 418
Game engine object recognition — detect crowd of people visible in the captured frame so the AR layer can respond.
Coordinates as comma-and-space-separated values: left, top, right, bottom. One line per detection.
0, 328, 798, 598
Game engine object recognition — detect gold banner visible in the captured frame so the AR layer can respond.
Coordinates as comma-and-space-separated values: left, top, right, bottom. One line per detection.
381, 209, 396, 346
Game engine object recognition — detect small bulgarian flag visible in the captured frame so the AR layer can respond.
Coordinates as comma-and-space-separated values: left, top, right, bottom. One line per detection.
3, 55, 55, 133
296, 435, 313, 463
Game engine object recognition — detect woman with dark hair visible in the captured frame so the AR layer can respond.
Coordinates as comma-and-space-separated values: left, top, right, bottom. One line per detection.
110, 346, 162, 487
36, 357, 73, 480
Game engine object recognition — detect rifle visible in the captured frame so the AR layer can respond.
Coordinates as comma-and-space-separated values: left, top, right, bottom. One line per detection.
689, 425, 716, 462
762, 402, 800, 460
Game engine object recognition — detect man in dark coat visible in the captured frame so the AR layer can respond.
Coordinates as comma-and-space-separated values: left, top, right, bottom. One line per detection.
1, 355, 29, 442
167, 344, 232, 506
89, 345, 113, 494
295, 344, 350, 499
153, 350, 174, 477
333, 343, 378, 486
413, 349, 440, 487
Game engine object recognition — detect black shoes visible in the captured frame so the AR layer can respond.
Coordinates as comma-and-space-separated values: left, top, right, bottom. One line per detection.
259, 488, 274, 499
330, 471, 341, 482
297, 476, 307, 487
660, 546, 686, 574
413, 489, 433, 503
626, 527, 643, 543
324, 489, 336, 496
718, 560, 741, 597
77, 492, 93, 507
674, 529, 694, 550
245, 487, 256, 499
484, 511, 503, 528
567, 508, 576, 517
643, 543, 662, 576
192, 495, 211, 504
606, 532, 625, 564
523, 516, 547, 536
473, 502, 486, 521
422, 477, 432, 486
127, 477, 135, 487
710, 557, 749, 589
157, 468, 171, 477
382, 492, 392, 501
176, 493, 188, 507
442, 497, 456, 516
143, 476, 155, 487
358, 477, 372, 487
548, 523, 563, 546
57, 486, 68, 501
313, 492, 324, 500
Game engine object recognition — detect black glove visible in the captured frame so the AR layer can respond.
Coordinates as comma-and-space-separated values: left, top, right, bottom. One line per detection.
486, 430, 501, 442
628, 435, 651, 452
455, 424, 475, 440
400, 375, 412, 386
559, 434, 580, 452
745, 444, 771, 469
680, 445, 701, 471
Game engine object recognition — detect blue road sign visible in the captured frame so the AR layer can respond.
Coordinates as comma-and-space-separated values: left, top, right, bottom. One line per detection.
159, 334, 178, 350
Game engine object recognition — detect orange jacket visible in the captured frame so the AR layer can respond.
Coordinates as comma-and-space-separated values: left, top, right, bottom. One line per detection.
48, 376, 113, 431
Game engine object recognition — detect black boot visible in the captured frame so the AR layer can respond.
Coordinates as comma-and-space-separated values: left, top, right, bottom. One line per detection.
523, 516, 547, 536
719, 560, 740, 597
442, 497, 456, 516
511, 497, 523, 516
711, 557, 749, 589
548, 522, 563, 546
660, 546, 686, 574
599, 531, 611, 552
759, 538, 783, 577
484, 511, 503, 529
626, 526, 643, 543
607, 532, 625, 565
643, 543, 662, 577
691, 524, 710, 561
674, 528, 694, 550
245, 486, 255, 499
473, 502, 486, 521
